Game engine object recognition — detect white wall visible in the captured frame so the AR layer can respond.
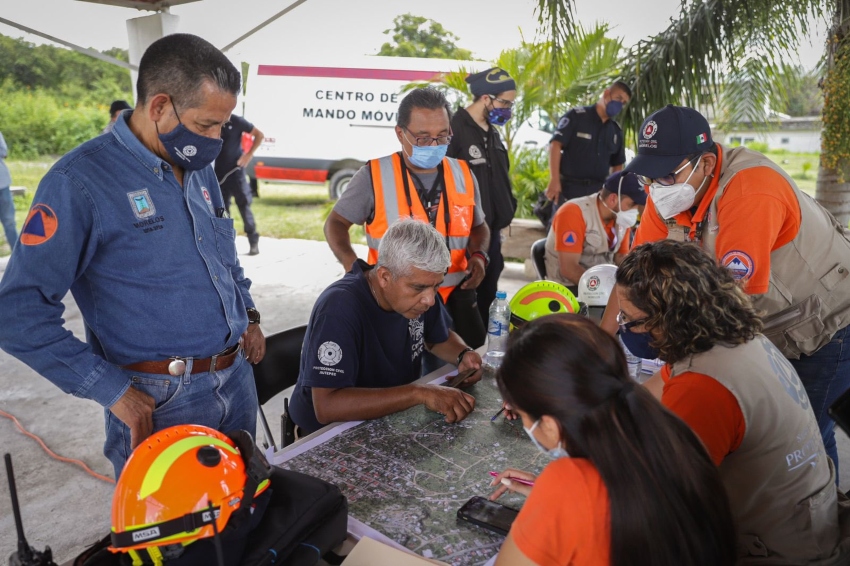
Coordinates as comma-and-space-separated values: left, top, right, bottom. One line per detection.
723, 129, 821, 153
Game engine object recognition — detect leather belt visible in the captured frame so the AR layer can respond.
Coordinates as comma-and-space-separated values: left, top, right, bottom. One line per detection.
122, 344, 241, 376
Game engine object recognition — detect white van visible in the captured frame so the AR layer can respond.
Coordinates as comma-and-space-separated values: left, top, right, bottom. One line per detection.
242, 56, 549, 199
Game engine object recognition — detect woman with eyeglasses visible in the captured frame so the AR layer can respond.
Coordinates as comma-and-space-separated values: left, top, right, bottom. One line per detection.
615, 239, 850, 564
490, 313, 736, 566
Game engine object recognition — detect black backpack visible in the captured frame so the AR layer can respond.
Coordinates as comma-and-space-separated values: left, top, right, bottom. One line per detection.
69, 467, 348, 566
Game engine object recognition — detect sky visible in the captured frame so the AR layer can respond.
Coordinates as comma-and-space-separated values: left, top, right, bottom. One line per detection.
0, 0, 828, 71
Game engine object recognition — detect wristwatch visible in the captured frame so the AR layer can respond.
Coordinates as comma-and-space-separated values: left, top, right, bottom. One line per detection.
471, 250, 490, 268
456, 346, 475, 366
246, 307, 261, 325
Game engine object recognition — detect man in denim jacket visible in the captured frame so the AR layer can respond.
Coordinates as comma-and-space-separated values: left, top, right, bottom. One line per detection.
0, 34, 265, 477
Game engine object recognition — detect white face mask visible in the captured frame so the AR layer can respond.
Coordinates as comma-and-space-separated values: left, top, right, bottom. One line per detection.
649, 161, 706, 220
615, 207, 639, 228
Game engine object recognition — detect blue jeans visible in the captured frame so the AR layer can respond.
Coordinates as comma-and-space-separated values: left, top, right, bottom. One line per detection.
0, 186, 17, 249
104, 350, 258, 478
790, 324, 850, 482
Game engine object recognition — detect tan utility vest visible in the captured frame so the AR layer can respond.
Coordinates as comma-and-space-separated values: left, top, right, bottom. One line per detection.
545, 192, 625, 286
669, 335, 850, 564
662, 146, 850, 358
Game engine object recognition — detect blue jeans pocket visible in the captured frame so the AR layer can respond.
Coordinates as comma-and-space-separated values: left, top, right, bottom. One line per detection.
129, 375, 181, 413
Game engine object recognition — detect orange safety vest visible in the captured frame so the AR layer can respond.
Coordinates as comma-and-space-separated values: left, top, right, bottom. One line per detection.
366, 152, 476, 302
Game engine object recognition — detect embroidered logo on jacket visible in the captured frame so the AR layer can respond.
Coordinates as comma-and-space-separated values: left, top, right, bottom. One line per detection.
127, 189, 156, 220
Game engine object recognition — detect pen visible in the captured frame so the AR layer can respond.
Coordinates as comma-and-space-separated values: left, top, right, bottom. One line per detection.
489, 471, 535, 487
490, 407, 506, 421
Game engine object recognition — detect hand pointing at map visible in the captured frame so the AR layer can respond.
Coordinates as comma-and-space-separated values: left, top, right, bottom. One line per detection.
418, 384, 476, 423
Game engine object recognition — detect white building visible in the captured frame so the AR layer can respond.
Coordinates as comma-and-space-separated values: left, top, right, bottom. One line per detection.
719, 116, 821, 153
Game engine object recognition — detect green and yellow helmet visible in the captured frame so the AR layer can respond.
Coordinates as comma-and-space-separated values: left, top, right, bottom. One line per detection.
509, 281, 581, 330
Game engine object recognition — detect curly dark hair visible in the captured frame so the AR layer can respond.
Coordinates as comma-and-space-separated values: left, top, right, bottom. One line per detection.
497, 314, 736, 566
616, 240, 762, 363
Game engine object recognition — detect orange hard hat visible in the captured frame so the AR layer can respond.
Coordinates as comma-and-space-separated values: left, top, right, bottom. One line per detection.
109, 424, 266, 553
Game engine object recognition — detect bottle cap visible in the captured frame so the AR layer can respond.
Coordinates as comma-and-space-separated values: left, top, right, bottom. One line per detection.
496, 290, 507, 299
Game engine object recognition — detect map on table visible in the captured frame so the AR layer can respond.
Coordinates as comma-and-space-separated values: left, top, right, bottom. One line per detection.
276, 371, 546, 566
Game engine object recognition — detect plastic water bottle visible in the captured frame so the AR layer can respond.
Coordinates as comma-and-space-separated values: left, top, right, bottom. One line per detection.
619, 335, 644, 382
484, 291, 510, 369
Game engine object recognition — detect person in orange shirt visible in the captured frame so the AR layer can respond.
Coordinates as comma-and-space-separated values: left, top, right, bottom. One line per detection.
615, 240, 850, 564
489, 314, 735, 566
602, 105, 850, 479
544, 170, 645, 293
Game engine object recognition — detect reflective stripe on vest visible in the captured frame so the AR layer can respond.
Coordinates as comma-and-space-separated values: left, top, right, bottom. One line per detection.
366, 153, 476, 302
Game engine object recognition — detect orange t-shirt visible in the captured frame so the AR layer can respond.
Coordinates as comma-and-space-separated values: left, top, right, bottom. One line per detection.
553, 201, 630, 255
660, 365, 746, 465
511, 458, 610, 566
632, 145, 802, 294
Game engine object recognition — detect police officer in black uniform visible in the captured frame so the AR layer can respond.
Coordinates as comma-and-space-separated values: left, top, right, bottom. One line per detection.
447, 67, 517, 326
545, 80, 632, 224
215, 114, 264, 255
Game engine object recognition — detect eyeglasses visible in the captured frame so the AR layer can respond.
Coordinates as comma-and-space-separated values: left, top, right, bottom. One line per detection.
404, 128, 453, 147
487, 95, 515, 108
636, 155, 700, 187
616, 311, 648, 333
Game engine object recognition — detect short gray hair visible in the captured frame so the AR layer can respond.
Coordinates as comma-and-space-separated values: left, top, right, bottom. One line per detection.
377, 219, 451, 277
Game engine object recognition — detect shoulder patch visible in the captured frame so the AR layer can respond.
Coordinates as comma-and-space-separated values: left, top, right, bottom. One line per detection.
468, 145, 482, 159
557, 116, 570, 130
21, 204, 58, 246
721, 250, 754, 281
562, 231, 578, 246
318, 341, 343, 367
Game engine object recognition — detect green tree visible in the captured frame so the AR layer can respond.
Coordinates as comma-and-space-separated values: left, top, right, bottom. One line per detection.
377, 14, 473, 60
777, 64, 824, 117
535, 1, 850, 224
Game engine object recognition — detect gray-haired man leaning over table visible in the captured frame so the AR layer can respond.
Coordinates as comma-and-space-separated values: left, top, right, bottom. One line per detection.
288, 218, 484, 436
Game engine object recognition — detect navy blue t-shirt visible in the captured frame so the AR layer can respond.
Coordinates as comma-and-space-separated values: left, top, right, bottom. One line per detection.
289, 260, 452, 434
214, 114, 254, 178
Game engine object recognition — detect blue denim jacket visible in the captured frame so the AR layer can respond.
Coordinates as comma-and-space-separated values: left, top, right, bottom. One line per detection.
0, 114, 253, 407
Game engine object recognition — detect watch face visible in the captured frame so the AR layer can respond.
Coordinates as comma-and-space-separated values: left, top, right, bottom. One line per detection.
247, 308, 260, 324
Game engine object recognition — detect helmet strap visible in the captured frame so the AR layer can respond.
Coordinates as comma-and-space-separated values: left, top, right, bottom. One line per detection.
207, 500, 225, 566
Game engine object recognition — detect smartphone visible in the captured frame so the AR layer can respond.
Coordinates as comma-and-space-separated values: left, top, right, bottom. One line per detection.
457, 496, 519, 537
445, 367, 477, 388
829, 386, 850, 436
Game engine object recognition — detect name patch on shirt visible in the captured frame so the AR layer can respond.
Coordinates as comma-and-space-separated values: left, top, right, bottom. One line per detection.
576, 132, 592, 140
127, 189, 156, 220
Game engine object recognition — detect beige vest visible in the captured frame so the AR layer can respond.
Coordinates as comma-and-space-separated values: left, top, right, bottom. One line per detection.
663, 146, 850, 358
545, 192, 625, 286
670, 335, 850, 564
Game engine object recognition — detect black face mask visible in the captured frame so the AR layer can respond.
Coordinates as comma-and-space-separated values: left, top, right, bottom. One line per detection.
618, 327, 660, 360
157, 100, 223, 170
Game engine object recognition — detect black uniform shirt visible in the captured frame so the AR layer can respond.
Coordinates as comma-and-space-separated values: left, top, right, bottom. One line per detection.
215, 114, 254, 178
551, 105, 625, 187
447, 107, 516, 232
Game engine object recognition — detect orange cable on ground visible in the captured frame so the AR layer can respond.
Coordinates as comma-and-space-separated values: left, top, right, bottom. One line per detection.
0, 408, 115, 484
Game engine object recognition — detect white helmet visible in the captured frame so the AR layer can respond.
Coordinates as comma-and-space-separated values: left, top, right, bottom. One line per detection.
578, 264, 617, 307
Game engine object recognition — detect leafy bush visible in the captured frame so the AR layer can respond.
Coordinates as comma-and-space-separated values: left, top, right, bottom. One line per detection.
0, 85, 107, 159
510, 146, 549, 219
745, 140, 770, 153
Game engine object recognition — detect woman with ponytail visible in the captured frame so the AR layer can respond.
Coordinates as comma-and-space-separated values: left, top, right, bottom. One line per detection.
490, 313, 736, 566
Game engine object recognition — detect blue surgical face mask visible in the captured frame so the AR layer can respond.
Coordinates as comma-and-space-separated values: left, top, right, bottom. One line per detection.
403, 135, 448, 170
523, 419, 570, 459
488, 107, 512, 126
618, 327, 660, 360
605, 99, 624, 118
157, 102, 223, 171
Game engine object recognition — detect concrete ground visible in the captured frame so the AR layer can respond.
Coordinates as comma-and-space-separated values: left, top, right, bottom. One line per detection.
2, 236, 849, 562
0, 236, 531, 562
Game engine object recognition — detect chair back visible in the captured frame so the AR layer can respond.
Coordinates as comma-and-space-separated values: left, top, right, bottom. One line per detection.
530, 238, 547, 279
252, 325, 307, 405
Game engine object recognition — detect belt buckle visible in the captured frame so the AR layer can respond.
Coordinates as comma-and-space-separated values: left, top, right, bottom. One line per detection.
210, 353, 219, 373
168, 357, 187, 377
